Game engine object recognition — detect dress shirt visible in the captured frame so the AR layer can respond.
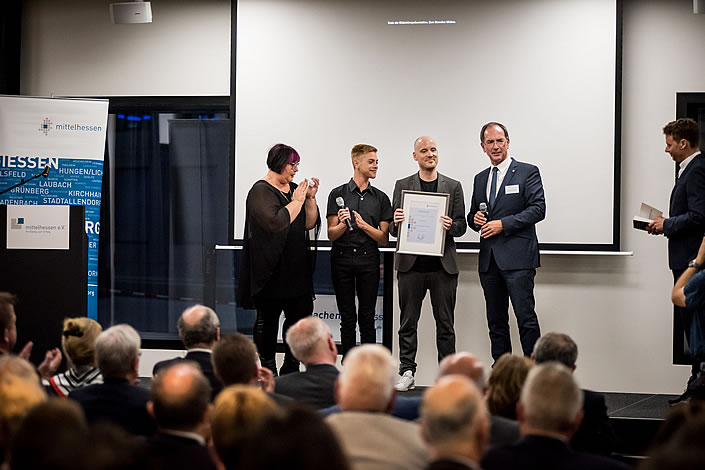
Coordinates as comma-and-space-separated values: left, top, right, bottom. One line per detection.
485, 156, 513, 201
678, 151, 702, 177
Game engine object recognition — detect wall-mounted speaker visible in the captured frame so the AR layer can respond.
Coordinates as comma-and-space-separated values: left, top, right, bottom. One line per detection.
110, 2, 152, 24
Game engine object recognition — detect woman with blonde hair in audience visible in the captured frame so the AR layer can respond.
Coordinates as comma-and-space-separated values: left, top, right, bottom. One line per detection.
485, 353, 533, 420
48, 317, 103, 397
0, 369, 47, 463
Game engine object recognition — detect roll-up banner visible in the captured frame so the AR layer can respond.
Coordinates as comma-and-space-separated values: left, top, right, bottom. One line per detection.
0, 96, 109, 318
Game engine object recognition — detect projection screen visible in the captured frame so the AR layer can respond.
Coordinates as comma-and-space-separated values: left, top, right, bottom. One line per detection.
232, 0, 620, 249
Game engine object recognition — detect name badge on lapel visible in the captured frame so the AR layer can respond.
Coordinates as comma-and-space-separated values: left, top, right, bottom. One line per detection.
505, 184, 519, 194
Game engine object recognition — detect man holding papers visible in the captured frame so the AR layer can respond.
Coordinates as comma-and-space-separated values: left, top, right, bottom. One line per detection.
647, 118, 705, 404
469, 122, 545, 363
390, 136, 466, 391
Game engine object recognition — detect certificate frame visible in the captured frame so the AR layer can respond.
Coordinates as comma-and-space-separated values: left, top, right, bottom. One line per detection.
397, 190, 450, 257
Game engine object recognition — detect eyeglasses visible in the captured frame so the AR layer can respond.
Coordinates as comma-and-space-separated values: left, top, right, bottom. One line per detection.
289, 162, 300, 169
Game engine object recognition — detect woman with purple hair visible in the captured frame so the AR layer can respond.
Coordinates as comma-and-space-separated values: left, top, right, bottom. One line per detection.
237, 144, 320, 376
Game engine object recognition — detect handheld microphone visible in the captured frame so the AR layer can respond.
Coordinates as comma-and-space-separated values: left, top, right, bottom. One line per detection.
41, 165, 50, 178
335, 197, 354, 231
479, 202, 489, 221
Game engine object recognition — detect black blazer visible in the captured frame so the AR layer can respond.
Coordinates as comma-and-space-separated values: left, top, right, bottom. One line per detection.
153, 350, 223, 400
274, 363, 339, 409
664, 153, 705, 270
571, 389, 617, 456
482, 435, 629, 470
146, 432, 217, 470
469, 158, 545, 272
427, 457, 482, 470
390, 172, 467, 274
69, 378, 156, 437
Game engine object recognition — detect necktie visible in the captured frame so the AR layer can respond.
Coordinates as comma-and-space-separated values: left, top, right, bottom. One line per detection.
489, 166, 499, 208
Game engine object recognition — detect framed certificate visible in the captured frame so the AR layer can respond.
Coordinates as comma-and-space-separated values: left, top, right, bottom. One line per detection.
397, 190, 450, 257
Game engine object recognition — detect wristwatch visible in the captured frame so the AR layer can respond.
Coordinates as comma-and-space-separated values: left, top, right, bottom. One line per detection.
689, 259, 704, 271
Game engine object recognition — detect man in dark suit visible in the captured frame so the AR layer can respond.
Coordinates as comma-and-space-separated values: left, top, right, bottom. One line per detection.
422, 375, 489, 470
647, 118, 705, 404
482, 363, 629, 470
275, 316, 339, 409
70, 324, 156, 437
391, 136, 467, 391
532, 332, 616, 455
469, 122, 545, 362
145, 361, 217, 470
152, 304, 222, 400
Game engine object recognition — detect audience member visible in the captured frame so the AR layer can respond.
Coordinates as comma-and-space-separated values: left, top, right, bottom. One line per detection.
0, 370, 47, 463
482, 363, 629, 470
0, 292, 62, 379
211, 385, 282, 469
0, 354, 40, 383
275, 316, 339, 408
326, 344, 429, 470
533, 332, 616, 455
239, 406, 350, 470
421, 375, 489, 470
153, 305, 223, 399
146, 361, 216, 470
485, 353, 533, 420
84, 422, 149, 470
639, 411, 705, 470
211, 333, 289, 405
9, 398, 88, 470
49, 317, 103, 397
70, 324, 156, 436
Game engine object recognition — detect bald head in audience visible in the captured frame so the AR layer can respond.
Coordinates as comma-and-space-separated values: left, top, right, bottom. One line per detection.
518, 362, 584, 439
148, 361, 211, 436
422, 375, 489, 464
178, 305, 220, 349
285, 316, 337, 366
335, 344, 397, 412
438, 352, 486, 388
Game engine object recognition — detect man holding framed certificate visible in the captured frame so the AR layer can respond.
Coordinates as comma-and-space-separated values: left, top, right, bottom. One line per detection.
390, 136, 467, 391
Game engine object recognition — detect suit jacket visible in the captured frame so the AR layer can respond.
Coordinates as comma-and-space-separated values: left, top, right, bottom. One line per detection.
664, 153, 705, 270
274, 363, 339, 409
146, 432, 217, 470
390, 172, 467, 274
326, 411, 430, 470
69, 378, 156, 437
153, 350, 223, 400
482, 435, 629, 470
469, 158, 545, 272
571, 389, 617, 456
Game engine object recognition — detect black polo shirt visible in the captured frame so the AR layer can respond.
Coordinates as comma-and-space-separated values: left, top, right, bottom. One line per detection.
326, 179, 393, 252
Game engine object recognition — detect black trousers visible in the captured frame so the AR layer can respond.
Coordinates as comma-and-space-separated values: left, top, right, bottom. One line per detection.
331, 248, 380, 357
479, 253, 541, 361
673, 269, 700, 381
397, 269, 457, 375
253, 294, 312, 376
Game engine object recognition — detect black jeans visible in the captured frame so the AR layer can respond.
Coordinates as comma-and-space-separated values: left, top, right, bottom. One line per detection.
331, 248, 381, 357
253, 294, 313, 376
397, 269, 458, 375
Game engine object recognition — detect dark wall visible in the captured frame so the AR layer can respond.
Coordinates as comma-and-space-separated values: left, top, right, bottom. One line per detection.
0, 0, 22, 95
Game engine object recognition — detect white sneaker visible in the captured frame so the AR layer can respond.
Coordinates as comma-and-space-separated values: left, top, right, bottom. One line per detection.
395, 370, 415, 392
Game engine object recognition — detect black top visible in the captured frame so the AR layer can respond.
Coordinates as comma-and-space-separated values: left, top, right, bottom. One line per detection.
146, 433, 217, 470
327, 179, 393, 252
274, 363, 339, 409
152, 350, 223, 401
412, 178, 443, 272
237, 180, 319, 307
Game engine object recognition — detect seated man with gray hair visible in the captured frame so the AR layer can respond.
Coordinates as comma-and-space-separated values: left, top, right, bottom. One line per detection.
421, 375, 489, 470
70, 324, 156, 436
482, 363, 628, 470
275, 316, 339, 409
325, 344, 429, 470
532, 332, 615, 455
153, 304, 222, 399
